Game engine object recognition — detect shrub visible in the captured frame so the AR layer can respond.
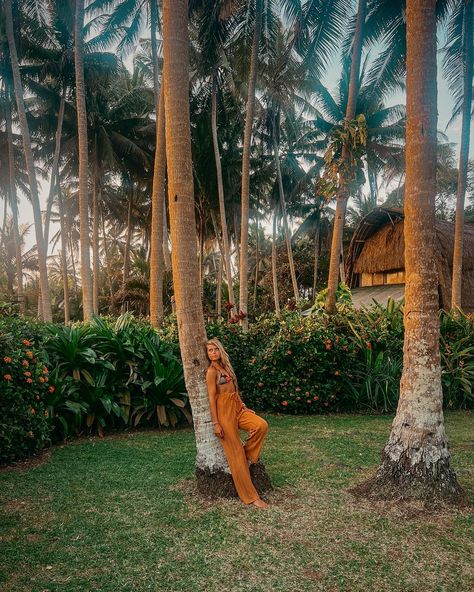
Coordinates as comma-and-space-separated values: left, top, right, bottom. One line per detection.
0, 323, 53, 464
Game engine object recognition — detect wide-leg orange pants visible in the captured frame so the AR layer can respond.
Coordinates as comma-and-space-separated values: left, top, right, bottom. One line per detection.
216, 390, 269, 504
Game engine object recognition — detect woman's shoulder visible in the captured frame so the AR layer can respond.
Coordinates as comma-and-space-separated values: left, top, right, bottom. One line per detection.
206, 365, 218, 376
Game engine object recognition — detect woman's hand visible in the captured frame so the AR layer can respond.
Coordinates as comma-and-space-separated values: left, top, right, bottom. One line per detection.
213, 422, 224, 438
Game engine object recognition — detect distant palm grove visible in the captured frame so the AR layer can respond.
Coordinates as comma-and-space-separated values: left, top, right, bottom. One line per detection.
0, 0, 472, 324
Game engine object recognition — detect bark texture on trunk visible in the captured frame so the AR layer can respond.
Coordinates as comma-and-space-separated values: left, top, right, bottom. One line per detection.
5, 0, 52, 321
162, 0, 270, 497
238, 0, 262, 331
74, 0, 93, 321
352, 0, 464, 504
150, 83, 166, 327
5, 96, 24, 312
451, 0, 473, 311
325, 0, 366, 313
211, 77, 235, 307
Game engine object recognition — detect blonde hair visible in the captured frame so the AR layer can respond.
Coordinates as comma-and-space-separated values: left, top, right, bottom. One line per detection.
206, 338, 239, 390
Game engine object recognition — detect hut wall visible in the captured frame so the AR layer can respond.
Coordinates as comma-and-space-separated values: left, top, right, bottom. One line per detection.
353, 219, 405, 274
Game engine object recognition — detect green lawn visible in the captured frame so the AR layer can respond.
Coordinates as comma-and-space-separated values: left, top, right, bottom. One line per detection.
1, 412, 473, 592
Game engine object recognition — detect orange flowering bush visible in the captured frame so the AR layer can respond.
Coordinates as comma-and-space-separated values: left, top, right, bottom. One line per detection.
0, 322, 53, 464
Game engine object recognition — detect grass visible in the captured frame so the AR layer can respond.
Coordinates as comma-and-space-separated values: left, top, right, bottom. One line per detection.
0, 411, 473, 592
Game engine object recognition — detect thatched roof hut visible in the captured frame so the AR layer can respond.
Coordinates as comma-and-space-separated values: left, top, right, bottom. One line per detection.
346, 207, 474, 312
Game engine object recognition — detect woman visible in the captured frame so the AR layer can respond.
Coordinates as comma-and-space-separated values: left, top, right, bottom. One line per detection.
206, 338, 270, 509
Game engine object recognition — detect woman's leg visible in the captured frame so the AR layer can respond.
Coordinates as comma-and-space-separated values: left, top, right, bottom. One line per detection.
217, 407, 260, 504
238, 410, 269, 464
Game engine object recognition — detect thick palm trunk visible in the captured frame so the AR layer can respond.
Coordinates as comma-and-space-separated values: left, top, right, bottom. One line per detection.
5, 0, 52, 321
211, 77, 235, 307
5, 97, 24, 312
325, 0, 366, 312
162, 0, 270, 497
451, 0, 473, 311
239, 0, 262, 331
353, 0, 463, 503
273, 129, 299, 303
74, 0, 93, 321
57, 187, 70, 324
44, 88, 66, 252
272, 209, 281, 317
149, 0, 166, 327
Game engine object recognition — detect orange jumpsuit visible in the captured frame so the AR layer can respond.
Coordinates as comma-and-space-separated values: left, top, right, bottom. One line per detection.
208, 365, 269, 504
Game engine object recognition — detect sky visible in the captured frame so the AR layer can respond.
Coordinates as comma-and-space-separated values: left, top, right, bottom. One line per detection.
5, 25, 474, 255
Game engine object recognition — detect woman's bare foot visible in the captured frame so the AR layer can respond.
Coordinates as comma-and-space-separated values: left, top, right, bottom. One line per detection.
251, 498, 269, 509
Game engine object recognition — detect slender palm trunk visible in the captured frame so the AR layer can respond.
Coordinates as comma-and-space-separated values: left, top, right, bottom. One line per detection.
273, 124, 299, 303
149, 0, 166, 327
253, 207, 259, 310
272, 209, 281, 317
123, 188, 133, 285
5, 96, 24, 312
100, 207, 114, 299
5, 0, 52, 321
44, 87, 66, 252
163, 0, 270, 496
211, 76, 235, 307
74, 0, 93, 321
162, 197, 171, 271
451, 0, 473, 311
92, 165, 100, 314
217, 254, 223, 318
57, 187, 70, 324
68, 232, 78, 293
233, 210, 240, 281
239, 0, 262, 331
354, 0, 463, 502
312, 208, 321, 298
325, 0, 366, 312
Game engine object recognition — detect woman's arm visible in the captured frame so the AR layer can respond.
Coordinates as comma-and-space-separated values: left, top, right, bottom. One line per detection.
206, 368, 224, 436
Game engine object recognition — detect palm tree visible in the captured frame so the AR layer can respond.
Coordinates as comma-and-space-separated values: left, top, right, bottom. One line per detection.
3, 0, 52, 320
162, 0, 270, 495
74, 0, 93, 320
445, 0, 474, 310
354, 0, 463, 502
325, 0, 367, 312
238, 0, 262, 331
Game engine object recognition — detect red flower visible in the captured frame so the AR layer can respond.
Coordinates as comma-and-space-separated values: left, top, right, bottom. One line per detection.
3, 356, 12, 363
26, 350, 34, 359
22, 360, 29, 368
48, 386, 55, 394
296, 396, 301, 401
24, 371, 32, 377
27, 431, 34, 438
39, 377, 45, 383
22, 339, 31, 347
281, 401, 288, 406
325, 339, 332, 351
295, 387, 301, 392
4, 374, 12, 381
42, 367, 49, 375
44, 376, 49, 382
286, 350, 293, 356
313, 396, 319, 401
224, 301, 234, 311
35, 395, 41, 401
366, 342, 372, 350
334, 370, 340, 376
30, 407, 36, 414
26, 378, 33, 384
